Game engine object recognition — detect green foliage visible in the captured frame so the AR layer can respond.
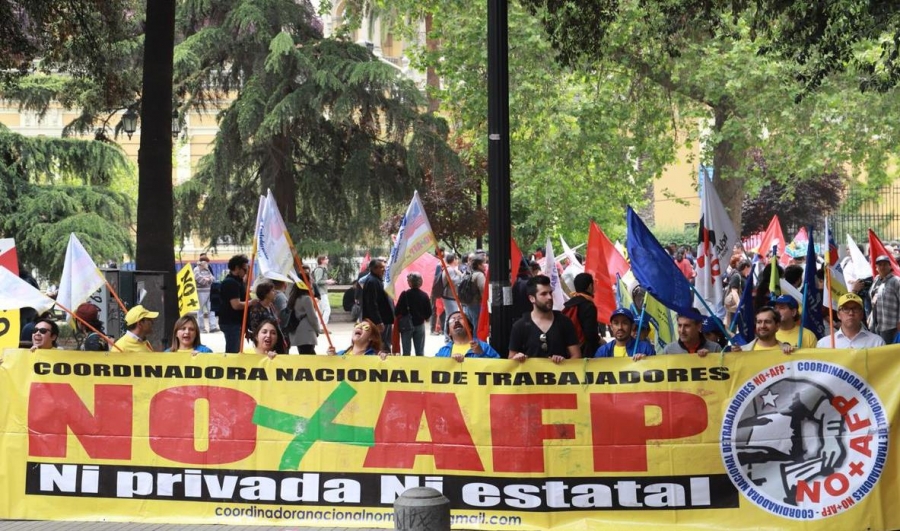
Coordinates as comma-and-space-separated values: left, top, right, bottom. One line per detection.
174, 0, 461, 251
0, 127, 134, 278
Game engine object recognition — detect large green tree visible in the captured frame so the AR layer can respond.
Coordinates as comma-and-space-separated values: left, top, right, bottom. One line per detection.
0, 1, 142, 275
172, 0, 461, 249
345, 0, 679, 246
0, 126, 134, 278
516, 0, 900, 232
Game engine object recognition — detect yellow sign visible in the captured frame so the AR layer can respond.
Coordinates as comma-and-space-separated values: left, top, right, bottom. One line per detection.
1, 349, 898, 529
176, 264, 201, 317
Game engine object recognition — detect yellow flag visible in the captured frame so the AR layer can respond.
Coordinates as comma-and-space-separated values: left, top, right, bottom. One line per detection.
644, 292, 677, 349
176, 265, 201, 317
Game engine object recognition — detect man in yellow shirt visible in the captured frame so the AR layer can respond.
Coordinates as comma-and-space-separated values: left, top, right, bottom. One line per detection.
731, 306, 794, 354
114, 305, 159, 352
773, 295, 818, 349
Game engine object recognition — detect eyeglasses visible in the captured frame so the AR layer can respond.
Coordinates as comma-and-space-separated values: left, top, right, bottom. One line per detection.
840, 307, 863, 314
539, 333, 548, 352
355, 324, 371, 331
33, 328, 52, 335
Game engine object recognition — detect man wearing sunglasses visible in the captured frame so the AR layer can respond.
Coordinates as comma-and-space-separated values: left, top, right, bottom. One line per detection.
508, 275, 581, 364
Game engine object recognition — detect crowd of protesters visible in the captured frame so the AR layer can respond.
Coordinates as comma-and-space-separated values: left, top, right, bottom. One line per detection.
16, 235, 900, 361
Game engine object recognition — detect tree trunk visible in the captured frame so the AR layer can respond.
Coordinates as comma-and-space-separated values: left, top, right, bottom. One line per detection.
270, 133, 297, 225
711, 105, 745, 233
135, 0, 176, 341
425, 14, 440, 113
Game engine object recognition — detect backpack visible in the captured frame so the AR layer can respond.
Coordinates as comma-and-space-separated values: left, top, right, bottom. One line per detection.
209, 281, 222, 314
457, 271, 478, 305
561, 304, 585, 347
284, 306, 306, 334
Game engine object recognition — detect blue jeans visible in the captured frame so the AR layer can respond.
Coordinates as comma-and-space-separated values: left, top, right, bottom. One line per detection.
401, 324, 426, 356
221, 323, 242, 353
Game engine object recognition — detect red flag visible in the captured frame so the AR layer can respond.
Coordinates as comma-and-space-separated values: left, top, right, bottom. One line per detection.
477, 265, 490, 340
593, 223, 629, 281
510, 237, 523, 286
585, 221, 619, 324
868, 229, 900, 278
360, 251, 371, 273
755, 215, 789, 266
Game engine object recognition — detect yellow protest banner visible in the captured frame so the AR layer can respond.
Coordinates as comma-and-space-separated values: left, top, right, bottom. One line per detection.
1, 349, 898, 530
176, 264, 201, 317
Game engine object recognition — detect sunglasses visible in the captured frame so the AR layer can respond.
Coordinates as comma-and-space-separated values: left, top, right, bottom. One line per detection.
539, 333, 548, 352
33, 327, 53, 335
355, 324, 371, 331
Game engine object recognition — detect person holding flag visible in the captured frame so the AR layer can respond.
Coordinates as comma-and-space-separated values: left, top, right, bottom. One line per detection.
729, 306, 794, 354
593, 308, 655, 359
115, 305, 159, 352
660, 309, 723, 356
773, 295, 818, 349
817, 293, 884, 348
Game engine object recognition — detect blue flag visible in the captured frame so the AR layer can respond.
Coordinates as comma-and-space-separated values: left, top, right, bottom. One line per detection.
735, 263, 756, 343
802, 226, 826, 340
626, 207, 697, 316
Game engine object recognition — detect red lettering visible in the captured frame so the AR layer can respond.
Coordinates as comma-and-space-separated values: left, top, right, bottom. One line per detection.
824, 472, 849, 496
850, 435, 873, 457
489, 394, 576, 473
845, 413, 871, 432
28, 383, 132, 459
849, 461, 864, 477
831, 395, 858, 416
149, 386, 257, 465
364, 391, 483, 471
797, 480, 820, 502
590, 392, 707, 472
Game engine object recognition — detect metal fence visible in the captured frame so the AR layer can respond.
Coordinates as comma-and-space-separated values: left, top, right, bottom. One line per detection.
830, 185, 900, 245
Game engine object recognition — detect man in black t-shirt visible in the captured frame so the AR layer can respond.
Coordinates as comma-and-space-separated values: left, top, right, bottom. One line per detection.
219, 254, 250, 353
508, 275, 581, 364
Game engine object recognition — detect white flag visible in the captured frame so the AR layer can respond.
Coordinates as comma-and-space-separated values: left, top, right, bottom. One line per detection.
256, 190, 297, 283
696, 178, 739, 307
57, 234, 106, 318
543, 237, 568, 310
846, 234, 873, 281
0, 267, 55, 313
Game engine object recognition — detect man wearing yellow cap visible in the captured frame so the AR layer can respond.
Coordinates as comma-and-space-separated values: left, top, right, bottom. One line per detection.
817, 293, 884, 349
115, 305, 159, 352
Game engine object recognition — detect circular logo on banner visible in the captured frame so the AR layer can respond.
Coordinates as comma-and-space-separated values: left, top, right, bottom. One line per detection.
721, 361, 889, 520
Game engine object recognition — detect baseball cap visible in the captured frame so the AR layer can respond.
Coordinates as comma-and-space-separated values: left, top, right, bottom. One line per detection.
838, 293, 863, 309
876, 254, 891, 264
610, 307, 635, 323
124, 305, 159, 326
773, 295, 799, 309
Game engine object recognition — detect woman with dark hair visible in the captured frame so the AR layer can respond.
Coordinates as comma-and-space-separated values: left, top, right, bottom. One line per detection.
285, 280, 320, 354
251, 318, 286, 359
245, 281, 279, 341
395, 272, 431, 356
167, 315, 213, 354
30, 317, 60, 351
75, 303, 109, 351
326, 319, 390, 359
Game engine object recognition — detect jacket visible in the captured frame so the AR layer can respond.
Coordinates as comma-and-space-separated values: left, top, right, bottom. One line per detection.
594, 338, 656, 358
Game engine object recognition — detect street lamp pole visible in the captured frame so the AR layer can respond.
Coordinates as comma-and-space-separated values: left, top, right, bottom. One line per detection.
487, 0, 513, 353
